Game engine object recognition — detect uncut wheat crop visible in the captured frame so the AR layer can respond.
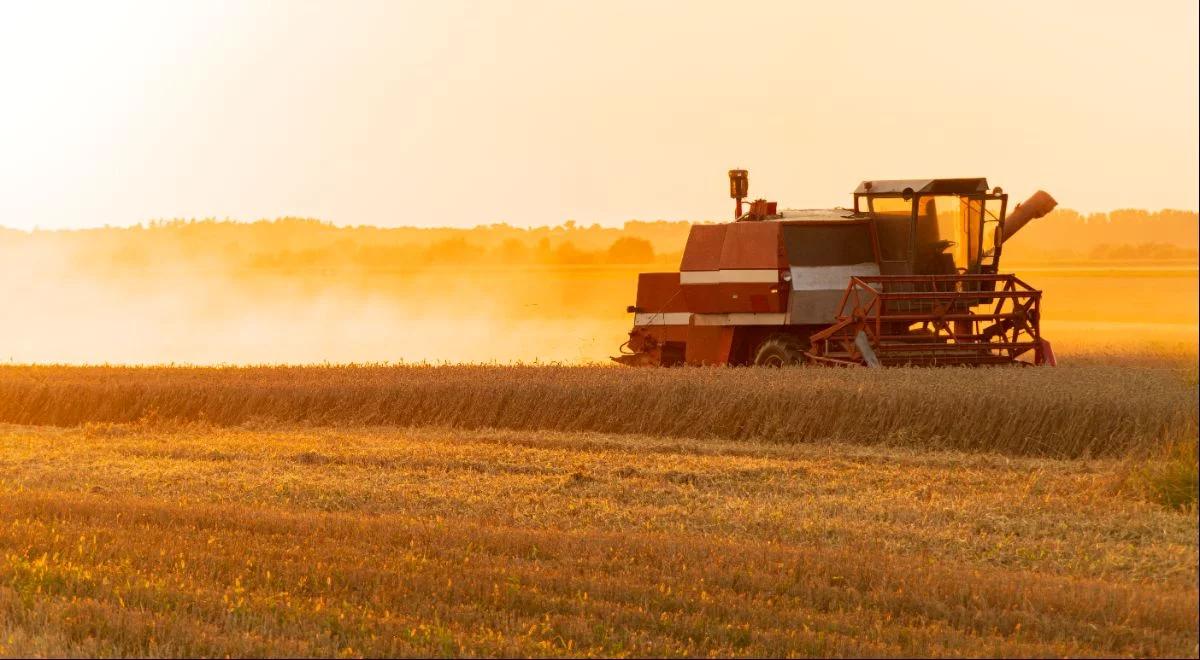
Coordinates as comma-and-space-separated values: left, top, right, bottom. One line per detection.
0, 361, 1195, 458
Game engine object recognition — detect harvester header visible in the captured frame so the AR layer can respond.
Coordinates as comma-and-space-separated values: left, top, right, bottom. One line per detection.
615, 171, 1057, 367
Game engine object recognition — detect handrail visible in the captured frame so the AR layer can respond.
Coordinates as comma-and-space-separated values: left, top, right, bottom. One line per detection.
808, 273, 1046, 367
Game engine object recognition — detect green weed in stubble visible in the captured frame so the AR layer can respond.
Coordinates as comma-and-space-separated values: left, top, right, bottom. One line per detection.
1130, 439, 1199, 511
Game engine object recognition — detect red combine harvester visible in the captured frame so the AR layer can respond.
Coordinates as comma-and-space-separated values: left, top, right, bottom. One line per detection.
614, 170, 1058, 367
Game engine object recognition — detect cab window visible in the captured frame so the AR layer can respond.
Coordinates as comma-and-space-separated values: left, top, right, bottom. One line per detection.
869, 196, 914, 264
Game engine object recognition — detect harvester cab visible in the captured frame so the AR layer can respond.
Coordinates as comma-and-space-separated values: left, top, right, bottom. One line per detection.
850, 179, 1056, 278
614, 170, 1058, 368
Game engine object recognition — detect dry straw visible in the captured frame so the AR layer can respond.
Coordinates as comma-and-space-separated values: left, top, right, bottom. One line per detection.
1, 364, 1193, 458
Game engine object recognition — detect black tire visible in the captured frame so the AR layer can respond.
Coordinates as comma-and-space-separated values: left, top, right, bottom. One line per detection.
753, 334, 809, 367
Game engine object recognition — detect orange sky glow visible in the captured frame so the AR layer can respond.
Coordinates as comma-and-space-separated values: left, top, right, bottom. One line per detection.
1, 0, 1197, 230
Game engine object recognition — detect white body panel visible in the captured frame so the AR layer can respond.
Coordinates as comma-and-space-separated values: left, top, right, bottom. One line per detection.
787, 262, 880, 324
633, 312, 692, 326
679, 269, 780, 285
788, 262, 880, 291
692, 312, 787, 326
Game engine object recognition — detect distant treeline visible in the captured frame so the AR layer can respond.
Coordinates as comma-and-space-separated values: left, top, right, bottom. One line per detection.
3, 219, 690, 273
1, 208, 1195, 273
1004, 208, 1198, 263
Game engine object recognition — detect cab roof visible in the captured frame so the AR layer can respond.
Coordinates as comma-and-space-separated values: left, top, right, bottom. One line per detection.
775, 208, 860, 222
854, 178, 989, 195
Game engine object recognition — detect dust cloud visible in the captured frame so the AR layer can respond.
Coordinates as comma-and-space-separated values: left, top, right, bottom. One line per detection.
1, 218, 1195, 365
0, 242, 638, 365
1, 265, 634, 365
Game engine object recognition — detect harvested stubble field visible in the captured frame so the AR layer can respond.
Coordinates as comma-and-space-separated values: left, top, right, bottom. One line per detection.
0, 361, 1197, 657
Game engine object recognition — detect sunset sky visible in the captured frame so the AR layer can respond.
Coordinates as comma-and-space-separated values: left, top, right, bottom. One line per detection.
1, 0, 1197, 230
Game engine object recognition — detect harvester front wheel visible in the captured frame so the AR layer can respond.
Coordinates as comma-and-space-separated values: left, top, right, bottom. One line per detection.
753, 334, 808, 367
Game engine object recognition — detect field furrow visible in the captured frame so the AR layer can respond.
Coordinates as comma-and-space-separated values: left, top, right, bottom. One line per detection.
0, 421, 1196, 657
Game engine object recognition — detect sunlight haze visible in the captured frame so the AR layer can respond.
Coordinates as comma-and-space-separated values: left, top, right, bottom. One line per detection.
1, 0, 1197, 230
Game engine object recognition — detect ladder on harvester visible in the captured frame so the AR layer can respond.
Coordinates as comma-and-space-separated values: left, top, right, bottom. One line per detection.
806, 274, 1050, 367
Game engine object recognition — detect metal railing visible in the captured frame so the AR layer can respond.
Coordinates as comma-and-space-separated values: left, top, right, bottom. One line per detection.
807, 274, 1045, 366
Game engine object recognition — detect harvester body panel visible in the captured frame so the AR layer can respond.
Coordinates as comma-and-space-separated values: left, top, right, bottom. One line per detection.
781, 220, 881, 324
613, 173, 1057, 367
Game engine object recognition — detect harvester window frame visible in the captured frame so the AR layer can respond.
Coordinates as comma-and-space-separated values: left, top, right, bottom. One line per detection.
979, 194, 1009, 272
922, 192, 1009, 273
915, 193, 986, 274
858, 193, 918, 273
858, 191, 1012, 275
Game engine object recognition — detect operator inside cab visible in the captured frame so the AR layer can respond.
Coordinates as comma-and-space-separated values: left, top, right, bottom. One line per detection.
855, 179, 1004, 276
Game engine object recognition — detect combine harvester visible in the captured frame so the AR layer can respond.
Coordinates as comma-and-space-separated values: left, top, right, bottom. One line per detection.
614, 170, 1057, 367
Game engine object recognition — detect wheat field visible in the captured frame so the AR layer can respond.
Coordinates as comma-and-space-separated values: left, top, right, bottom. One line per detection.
0, 362, 1197, 657
0, 361, 1195, 458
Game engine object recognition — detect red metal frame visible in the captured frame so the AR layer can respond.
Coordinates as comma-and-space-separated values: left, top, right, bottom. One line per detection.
615, 174, 1058, 368
807, 274, 1046, 366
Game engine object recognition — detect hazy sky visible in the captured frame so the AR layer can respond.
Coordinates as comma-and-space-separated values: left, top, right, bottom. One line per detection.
1, 0, 1197, 230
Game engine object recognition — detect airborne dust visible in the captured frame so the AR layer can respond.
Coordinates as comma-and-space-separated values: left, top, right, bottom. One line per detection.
1, 216, 1196, 365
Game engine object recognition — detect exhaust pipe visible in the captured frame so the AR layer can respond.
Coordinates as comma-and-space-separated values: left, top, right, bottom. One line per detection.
1001, 190, 1057, 243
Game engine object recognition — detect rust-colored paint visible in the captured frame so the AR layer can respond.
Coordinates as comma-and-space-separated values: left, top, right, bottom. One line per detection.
807, 274, 1048, 366
682, 281, 786, 315
720, 222, 785, 270
681, 283, 724, 314
635, 272, 687, 312
615, 171, 1056, 368
685, 324, 734, 365
1001, 190, 1058, 244
714, 283, 787, 314
680, 224, 727, 272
